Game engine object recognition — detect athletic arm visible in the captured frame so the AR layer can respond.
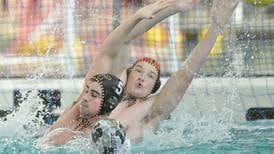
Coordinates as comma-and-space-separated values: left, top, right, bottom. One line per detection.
37, 105, 79, 147
127, 0, 200, 41
85, 0, 173, 80
48, 102, 79, 132
146, 0, 239, 126
37, 128, 76, 147
110, 0, 201, 74
148, 25, 220, 121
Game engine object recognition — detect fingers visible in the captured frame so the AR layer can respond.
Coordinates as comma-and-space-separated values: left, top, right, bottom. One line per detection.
191, 0, 200, 5
155, 0, 173, 8
149, 0, 173, 15
138, 0, 176, 19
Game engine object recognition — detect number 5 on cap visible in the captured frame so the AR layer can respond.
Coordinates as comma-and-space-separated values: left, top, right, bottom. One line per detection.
115, 81, 123, 95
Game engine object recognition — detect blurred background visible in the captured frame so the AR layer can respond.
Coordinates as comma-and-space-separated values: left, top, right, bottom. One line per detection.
0, 0, 273, 77
0, 0, 273, 122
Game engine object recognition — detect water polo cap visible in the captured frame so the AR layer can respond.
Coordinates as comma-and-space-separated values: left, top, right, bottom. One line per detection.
127, 57, 161, 94
91, 74, 124, 115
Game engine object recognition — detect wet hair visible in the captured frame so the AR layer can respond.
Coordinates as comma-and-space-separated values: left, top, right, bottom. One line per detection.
91, 74, 124, 115
127, 57, 161, 94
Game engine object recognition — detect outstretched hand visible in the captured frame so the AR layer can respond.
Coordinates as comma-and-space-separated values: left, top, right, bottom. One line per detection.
135, 0, 200, 20
211, 0, 239, 30
175, 0, 200, 12
135, 0, 174, 19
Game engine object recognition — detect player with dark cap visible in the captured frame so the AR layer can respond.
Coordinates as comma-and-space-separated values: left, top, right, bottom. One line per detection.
65, 0, 238, 142
37, 73, 124, 147
38, 0, 239, 147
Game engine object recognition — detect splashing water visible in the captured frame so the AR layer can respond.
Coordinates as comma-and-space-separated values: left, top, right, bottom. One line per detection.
0, 90, 46, 138
0, 78, 274, 153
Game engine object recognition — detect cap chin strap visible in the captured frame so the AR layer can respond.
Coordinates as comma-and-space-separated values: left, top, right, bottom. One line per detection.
122, 94, 136, 107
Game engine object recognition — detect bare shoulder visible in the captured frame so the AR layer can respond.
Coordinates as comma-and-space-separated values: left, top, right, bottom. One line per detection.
141, 95, 157, 105
49, 105, 78, 131
139, 95, 157, 108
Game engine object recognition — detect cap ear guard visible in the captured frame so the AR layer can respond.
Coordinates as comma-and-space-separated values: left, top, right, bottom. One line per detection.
151, 78, 161, 94
91, 74, 124, 116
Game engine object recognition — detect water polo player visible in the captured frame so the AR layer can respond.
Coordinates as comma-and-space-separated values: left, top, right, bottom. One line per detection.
38, 73, 124, 146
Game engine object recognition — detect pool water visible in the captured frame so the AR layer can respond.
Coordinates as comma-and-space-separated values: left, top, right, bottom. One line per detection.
132, 121, 274, 153
1, 114, 274, 154
1, 89, 274, 153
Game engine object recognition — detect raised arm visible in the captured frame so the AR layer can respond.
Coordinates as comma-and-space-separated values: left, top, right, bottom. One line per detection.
127, 0, 200, 41
147, 0, 239, 125
37, 103, 79, 147
85, 0, 174, 80
48, 102, 79, 131
110, 0, 200, 76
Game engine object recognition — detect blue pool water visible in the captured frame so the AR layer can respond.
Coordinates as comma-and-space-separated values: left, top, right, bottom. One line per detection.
1, 89, 274, 153
133, 121, 274, 153
1, 113, 274, 153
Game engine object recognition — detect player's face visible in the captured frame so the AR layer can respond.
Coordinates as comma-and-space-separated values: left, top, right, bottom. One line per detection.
79, 81, 102, 118
126, 62, 158, 98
